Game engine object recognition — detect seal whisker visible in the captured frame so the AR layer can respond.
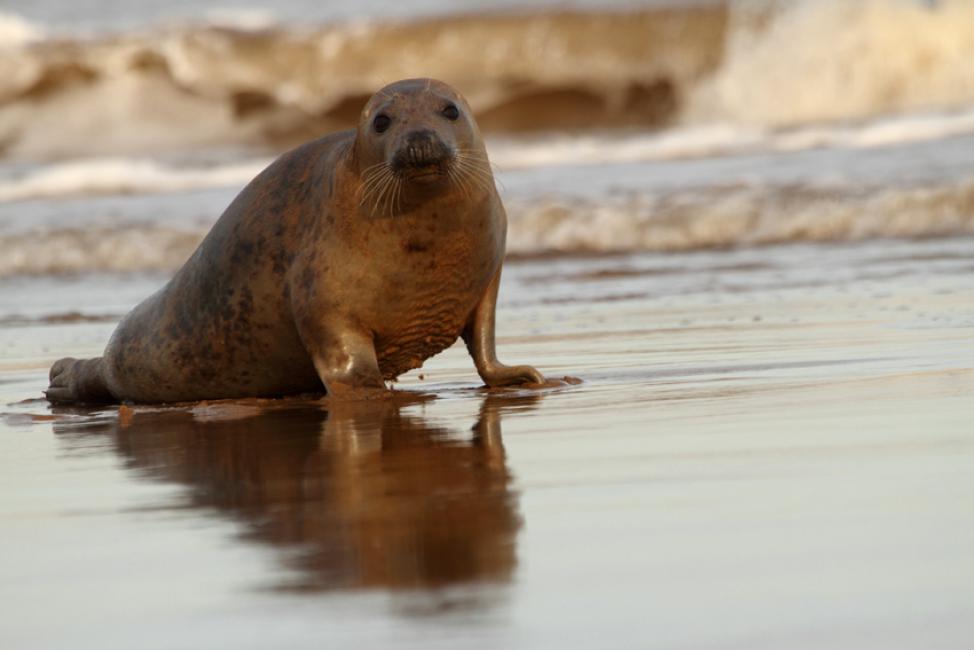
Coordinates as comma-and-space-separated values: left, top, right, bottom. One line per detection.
450, 168, 470, 198
378, 168, 401, 217
360, 163, 393, 202
390, 177, 398, 216
375, 167, 397, 214
360, 165, 394, 214
454, 155, 495, 195
456, 149, 493, 166
394, 176, 404, 215
359, 162, 389, 191
464, 159, 497, 190
361, 167, 392, 198
446, 164, 465, 197
387, 173, 401, 217
364, 167, 392, 216
362, 161, 392, 185
455, 150, 492, 176
452, 162, 477, 199
456, 149, 501, 179
372, 169, 396, 217
452, 165, 481, 198
456, 158, 491, 177
447, 166, 470, 199
361, 160, 389, 175
381, 173, 396, 217
445, 167, 457, 195
359, 171, 385, 205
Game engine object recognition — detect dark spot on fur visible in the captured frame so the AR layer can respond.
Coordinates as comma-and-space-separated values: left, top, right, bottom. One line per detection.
272, 252, 287, 275
300, 266, 315, 293
219, 291, 236, 322
233, 240, 256, 264
403, 240, 429, 253
239, 286, 254, 310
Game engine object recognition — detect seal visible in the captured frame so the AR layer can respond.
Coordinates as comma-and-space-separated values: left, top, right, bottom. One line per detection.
46, 78, 545, 404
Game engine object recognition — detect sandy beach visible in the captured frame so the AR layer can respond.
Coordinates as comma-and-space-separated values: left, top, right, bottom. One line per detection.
2, 235, 972, 648
3, 0, 974, 647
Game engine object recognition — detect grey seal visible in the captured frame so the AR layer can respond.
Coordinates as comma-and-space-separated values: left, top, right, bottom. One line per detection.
47, 78, 545, 403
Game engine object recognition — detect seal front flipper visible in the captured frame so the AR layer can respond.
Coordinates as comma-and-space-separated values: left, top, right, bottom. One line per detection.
463, 269, 545, 387
302, 322, 389, 399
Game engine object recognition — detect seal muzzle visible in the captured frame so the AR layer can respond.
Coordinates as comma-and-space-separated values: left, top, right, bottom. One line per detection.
393, 129, 453, 176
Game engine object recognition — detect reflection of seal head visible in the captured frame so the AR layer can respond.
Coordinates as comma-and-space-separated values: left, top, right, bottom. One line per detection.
47, 78, 544, 403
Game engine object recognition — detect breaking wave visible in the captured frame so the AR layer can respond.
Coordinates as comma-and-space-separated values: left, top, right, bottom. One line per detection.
4, 104, 974, 202
505, 177, 974, 255
689, 0, 974, 127
3, 177, 972, 276
1, 0, 973, 160
0, 158, 268, 202
0, 6, 724, 160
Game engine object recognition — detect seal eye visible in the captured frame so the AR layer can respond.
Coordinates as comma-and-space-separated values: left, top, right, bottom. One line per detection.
373, 114, 391, 134
441, 103, 460, 121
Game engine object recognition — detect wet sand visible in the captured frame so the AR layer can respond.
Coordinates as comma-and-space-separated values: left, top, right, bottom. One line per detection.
1, 237, 973, 649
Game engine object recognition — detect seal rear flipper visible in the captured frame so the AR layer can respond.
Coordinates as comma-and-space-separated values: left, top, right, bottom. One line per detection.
46, 357, 115, 404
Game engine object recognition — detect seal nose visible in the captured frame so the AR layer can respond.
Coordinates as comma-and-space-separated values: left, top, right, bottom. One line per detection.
396, 129, 450, 169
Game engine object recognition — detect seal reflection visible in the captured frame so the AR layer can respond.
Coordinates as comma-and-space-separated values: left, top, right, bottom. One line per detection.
54, 393, 535, 592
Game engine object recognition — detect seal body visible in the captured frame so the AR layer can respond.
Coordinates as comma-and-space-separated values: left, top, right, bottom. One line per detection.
47, 78, 544, 403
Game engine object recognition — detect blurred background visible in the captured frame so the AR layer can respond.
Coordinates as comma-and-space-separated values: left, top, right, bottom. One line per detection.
1, 0, 973, 273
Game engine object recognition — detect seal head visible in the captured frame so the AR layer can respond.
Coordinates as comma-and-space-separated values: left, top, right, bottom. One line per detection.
354, 79, 488, 215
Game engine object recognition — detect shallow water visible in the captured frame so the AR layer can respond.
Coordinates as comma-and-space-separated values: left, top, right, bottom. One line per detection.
2, 238, 972, 649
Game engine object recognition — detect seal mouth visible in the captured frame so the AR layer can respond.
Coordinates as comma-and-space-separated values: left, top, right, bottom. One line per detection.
403, 163, 449, 183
